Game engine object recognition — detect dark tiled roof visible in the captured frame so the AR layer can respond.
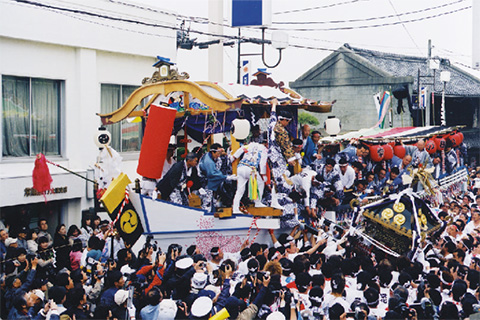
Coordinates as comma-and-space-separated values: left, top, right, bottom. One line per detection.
345, 44, 480, 97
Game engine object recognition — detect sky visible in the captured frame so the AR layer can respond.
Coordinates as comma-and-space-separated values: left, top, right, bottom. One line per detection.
131, 0, 474, 85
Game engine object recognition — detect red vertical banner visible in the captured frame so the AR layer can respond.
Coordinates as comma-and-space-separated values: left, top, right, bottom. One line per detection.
137, 104, 176, 179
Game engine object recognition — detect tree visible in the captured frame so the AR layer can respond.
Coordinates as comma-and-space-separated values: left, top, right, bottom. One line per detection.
298, 112, 320, 126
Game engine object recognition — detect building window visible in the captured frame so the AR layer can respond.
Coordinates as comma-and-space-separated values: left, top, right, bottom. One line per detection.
100, 84, 143, 152
2, 75, 62, 157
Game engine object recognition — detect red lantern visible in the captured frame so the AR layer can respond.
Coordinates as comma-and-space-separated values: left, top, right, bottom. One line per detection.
456, 132, 464, 145
393, 144, 406, 159
425, 140, 437, 154
449, 132, 462, 147
383, 144, 394, 160
448, 133, 461, 148
434, 137, 446, 151
370, 145, 385, 162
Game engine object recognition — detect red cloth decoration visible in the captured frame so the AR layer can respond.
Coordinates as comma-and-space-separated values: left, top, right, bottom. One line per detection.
32, 153, 52, 194
137, 104, 177, 179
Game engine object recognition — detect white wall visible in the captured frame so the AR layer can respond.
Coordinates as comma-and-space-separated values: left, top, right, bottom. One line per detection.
0, 0, 177, 224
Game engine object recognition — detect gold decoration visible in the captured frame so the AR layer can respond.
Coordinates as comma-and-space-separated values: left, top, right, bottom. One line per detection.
393, 214, 406, 226
142, 67, 190, 85
420, 214, 427, 225
393, 202, 405, 213
406, 165, 437, 195
382, 208, 394, 220
120, 209, 138, 234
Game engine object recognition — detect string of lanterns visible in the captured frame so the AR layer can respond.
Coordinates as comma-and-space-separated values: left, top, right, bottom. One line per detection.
366, 130, 463, 163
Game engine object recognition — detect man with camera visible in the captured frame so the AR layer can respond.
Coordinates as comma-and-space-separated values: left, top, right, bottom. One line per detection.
61, 287, 92, 319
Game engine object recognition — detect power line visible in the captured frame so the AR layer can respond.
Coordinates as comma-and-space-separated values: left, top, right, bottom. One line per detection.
262, 6, 471, 31
9, 0, 237, 40
387, 0, 422, 55
274, 0, 369, 15
106, 0, 209, 23
272, 0, 466, 24
7, 0, 473, 69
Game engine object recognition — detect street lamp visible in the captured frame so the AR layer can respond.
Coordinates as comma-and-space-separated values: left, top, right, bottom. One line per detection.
261, 28, 288, 68
440, 70, 451, 126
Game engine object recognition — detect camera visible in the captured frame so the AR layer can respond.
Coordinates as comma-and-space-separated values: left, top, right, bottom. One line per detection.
395, 303, 415, 319
144, 235, 157, 252
172, 244, 182, 253
176, 300, 184, 308
258, 271, 270, 280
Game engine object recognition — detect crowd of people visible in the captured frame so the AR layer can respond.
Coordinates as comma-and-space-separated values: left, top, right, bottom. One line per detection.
1, 100, 479, 320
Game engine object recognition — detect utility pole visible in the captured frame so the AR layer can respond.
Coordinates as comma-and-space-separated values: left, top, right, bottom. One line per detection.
425, 39, 432, 126
208, 1, 223, 82
473, 0, 480, 70
237, 29, 241, 84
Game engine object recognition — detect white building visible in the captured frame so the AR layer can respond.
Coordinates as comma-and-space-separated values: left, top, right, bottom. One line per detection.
0, 0, 177, 235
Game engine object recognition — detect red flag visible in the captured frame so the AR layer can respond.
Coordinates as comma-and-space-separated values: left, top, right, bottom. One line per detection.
137, 104, 176, 179
32, 153, 52, 194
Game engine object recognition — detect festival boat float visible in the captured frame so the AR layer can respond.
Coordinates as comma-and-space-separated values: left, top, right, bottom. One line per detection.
318, 125, 469, 257
96, 59, 335, 251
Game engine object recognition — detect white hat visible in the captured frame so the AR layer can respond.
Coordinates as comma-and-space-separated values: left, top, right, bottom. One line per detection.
158, 299, 177, 320
191, 296, 212, 318
4, 237, 17, 247
114, 289, 129, 306
267, 311, 286, 320
175, 257, 193, 270
191, 272, 208, 289
31, 289, 45, 302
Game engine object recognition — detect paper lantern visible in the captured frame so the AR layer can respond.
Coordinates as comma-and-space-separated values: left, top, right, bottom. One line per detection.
370, 145, 385, 162
383, 144, 394, 160
393, 144, 406, 158
447, 133, 460, 148
449, 132, 462, 147
456, 132, 464, 145
324, 116, 341, 136
231, 118, 251, 140
94, 127, 112, 148
425, 140, 437, 154
434, 137, 446, 151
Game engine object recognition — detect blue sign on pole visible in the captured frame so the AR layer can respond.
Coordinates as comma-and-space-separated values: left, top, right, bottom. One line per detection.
232, 0, 263, 27
242, 60, 250, 85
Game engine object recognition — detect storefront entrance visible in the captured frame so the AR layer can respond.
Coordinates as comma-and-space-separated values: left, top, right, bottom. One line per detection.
0, 200, 65, 237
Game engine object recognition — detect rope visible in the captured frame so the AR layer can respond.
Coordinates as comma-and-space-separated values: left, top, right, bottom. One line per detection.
245, 217, 260, 243
45, 159, 96, 184
111, 189, 130, 228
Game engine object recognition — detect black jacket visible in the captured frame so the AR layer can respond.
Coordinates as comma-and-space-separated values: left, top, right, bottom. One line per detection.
155, 161, 201, 200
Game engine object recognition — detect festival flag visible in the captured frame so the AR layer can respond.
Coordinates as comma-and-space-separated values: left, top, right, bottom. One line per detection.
372, 91, 391, 129
137, 104, 177, 179
109, 200, 144, 247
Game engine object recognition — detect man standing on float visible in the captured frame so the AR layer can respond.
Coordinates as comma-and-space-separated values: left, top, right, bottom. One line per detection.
267, 99, 298, 228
